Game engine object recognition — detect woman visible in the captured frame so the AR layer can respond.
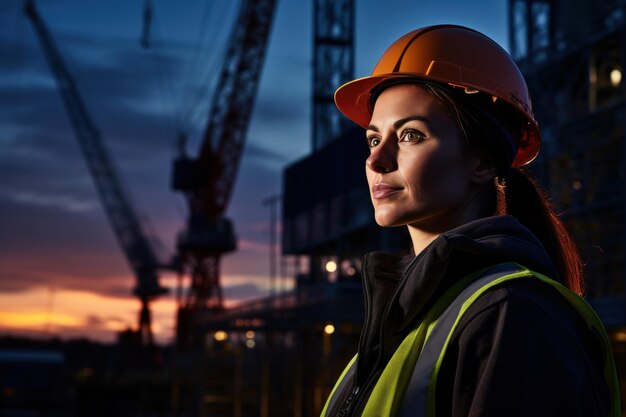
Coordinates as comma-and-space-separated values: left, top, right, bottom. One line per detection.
320, 25, 620, 417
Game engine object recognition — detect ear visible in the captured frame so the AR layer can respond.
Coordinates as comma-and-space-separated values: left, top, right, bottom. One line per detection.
468, 151, 497, 185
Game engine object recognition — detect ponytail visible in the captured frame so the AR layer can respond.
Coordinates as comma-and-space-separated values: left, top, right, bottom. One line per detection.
496, 168, 584, 295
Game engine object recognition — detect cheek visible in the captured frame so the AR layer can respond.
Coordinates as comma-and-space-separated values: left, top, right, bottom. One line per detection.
435, 153, 473, 196
405, 147, 470, 196
400, 151, 435, 189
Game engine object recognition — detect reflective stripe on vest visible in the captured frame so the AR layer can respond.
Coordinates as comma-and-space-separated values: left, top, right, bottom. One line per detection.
321, 263, 621, 417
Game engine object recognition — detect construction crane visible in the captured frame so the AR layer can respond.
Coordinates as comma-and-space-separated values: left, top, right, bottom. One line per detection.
24, 1, 169, 349
169, 2, 277, 413
172, 0, 277, 339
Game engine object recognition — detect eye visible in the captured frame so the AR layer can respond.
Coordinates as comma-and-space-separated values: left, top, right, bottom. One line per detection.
367, 136, 381, 148
399, 129, 425, 143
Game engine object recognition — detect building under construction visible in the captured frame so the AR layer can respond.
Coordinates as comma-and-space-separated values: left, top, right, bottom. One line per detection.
508, 0, 626, 399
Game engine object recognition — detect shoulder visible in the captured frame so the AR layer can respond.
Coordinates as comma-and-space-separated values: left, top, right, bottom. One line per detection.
458, 277, 580, 336
452, 276, 605, 366
435, 276, 611, 417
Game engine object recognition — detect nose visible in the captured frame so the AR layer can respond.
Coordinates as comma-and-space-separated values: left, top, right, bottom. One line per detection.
366, 138, 397, 173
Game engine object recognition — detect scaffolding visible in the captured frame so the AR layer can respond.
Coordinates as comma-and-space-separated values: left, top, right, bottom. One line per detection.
312, 0, 355, 150
510, 0, 626, 407
194, 281, 363, 417
509, 0, 626, 300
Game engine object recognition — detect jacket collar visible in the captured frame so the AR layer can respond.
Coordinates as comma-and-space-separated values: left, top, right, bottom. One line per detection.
356, 215, 557, 385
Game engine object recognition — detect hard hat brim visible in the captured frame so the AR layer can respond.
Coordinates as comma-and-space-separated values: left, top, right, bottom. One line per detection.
334, 73, 540, 167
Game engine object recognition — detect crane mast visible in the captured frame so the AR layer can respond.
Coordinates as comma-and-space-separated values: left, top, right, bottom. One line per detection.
25, 1, 167, 347
170, 2, 277, 413
173, 0, 277, 317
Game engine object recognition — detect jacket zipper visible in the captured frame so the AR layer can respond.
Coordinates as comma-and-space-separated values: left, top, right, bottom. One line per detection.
335, 367, 383, 417
337, 255, 421, 417
336, 386, 360, 417
337, 256, 371, 417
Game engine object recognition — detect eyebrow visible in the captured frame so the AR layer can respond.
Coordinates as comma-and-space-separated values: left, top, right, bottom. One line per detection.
367, 115, 431, 132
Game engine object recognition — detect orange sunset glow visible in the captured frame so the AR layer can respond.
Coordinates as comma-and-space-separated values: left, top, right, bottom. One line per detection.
0, 279, 179, 343
0, 263, 286, 343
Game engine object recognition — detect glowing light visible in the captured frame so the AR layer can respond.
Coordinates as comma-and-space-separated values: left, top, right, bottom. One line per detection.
613, 330, 626, 342
324, 324, 335, 335
325, 260, 337, 273
346, 266, 356, 276
245, 330, 255, 339
214, 330, 228, 341
611, 68, 622, 87
246, 339, 256, 348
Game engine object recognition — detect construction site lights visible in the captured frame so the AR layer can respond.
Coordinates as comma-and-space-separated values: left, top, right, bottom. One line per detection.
611, 68, 622, 87
345, 265, 357, 276
214, 330, 228, 342
613, 329, 626, 342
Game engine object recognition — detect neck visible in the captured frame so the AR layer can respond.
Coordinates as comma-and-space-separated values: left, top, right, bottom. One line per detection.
407, 188, 495, 255
407, 228, 439, 255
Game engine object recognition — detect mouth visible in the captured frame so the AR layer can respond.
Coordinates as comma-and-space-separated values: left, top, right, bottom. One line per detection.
371, 183, 402, 199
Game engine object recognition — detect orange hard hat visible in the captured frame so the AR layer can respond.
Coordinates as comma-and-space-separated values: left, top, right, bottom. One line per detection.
334, 24, 540, 167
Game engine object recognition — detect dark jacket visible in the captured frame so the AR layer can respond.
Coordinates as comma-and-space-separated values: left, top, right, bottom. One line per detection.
327, 215, 611, 417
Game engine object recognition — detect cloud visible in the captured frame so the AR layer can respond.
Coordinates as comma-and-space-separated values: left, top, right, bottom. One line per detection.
0, 194, 140, 297
223, 283, 269, 302
0, 272, 47, 293
85, 314, 105, 327
0, 188, 98, 213
245, 142, 289, 165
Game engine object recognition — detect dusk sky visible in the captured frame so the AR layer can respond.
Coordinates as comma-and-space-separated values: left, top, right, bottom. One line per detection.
0, 0, 508, 344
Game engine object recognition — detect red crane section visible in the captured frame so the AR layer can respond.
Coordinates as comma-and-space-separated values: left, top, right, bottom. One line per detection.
172, 0, 277, 318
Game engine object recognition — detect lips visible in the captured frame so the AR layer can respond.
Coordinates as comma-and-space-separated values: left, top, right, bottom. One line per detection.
372, 183, 402, 199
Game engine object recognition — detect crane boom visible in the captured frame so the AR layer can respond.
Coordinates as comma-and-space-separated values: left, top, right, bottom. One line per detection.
196, 0, 277, 216
25, 1, 167, 344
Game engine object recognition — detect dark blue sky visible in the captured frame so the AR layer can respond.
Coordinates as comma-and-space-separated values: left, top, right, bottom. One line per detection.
0, 0, 508, 341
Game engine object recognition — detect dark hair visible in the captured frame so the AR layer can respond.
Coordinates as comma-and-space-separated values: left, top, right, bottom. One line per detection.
420, 82, 585, 295
500, 169, 584, 295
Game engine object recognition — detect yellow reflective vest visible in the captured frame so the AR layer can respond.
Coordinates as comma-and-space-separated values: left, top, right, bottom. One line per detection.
321, 263, 620, 417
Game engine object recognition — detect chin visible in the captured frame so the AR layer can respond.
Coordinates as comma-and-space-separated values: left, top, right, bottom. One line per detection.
374, 212, 406, 228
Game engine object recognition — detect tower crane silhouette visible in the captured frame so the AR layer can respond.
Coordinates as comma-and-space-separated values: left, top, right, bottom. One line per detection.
26, 0, 278, 355
25, 1, 171, 349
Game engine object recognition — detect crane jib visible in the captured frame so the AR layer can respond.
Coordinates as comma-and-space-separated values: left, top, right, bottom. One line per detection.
24, 0, 169, 346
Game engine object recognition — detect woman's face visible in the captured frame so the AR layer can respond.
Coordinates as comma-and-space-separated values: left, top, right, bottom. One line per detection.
365, 83, 483, 233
